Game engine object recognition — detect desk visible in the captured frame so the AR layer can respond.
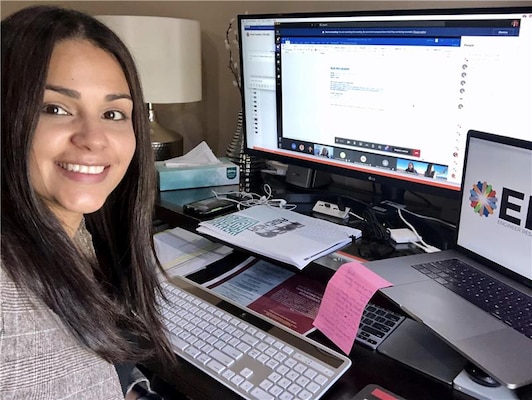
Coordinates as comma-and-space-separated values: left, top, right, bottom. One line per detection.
150, 188, 527, 400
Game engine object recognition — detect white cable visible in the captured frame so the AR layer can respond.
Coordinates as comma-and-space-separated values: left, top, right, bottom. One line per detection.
383, 201, 456, 229
409, 240, 440, 253
212, 184, 296, 210
396, 208, 422, 241
397, 208, 441, 253
211, 189, 259, 210
348, 211, 365, 221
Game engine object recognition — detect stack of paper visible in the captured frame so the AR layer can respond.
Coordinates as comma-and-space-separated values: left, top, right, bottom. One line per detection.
197, 205, 361, 270
154, 227, 233, 277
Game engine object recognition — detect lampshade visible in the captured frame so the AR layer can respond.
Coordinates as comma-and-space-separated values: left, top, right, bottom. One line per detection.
96, 15, 202, 103
96, 15, 202, 160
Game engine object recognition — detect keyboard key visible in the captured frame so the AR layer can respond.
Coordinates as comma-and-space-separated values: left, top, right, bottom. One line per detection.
231, 375, 244, 386
306, 381, 321, 394
222, 344, 243, 360
222, 369, 235, 381
314, 374, 327, 386
242, 333, 259, 346
260, 379, 274, 390
209, 349, 235, 367
196, 353, 211, 365
279, 392, 294, 400
278, 377, 291, 388
270, 385, 283, 397
251, 387, 274, 400
184, 346, 201, 358
169, 336, 189, 351
288, 383, 302, 395
240, 367, 254, 379
240, 380, 254, 392
206, 359, 225, 374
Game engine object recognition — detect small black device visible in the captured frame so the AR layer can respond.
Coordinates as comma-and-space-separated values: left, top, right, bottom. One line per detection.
183, 196, 236, 218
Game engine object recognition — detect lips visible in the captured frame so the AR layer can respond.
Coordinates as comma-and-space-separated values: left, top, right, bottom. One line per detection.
57, 162, 106, 174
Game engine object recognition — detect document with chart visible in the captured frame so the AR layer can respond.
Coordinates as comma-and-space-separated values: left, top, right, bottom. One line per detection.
196, 204, 361, 269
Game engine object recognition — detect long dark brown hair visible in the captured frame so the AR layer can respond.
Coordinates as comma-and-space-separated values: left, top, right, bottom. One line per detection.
1, 5, 174, 365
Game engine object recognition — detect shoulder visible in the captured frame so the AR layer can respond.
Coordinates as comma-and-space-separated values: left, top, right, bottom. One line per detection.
0, 263, 123, 399
1, 262, 48, 316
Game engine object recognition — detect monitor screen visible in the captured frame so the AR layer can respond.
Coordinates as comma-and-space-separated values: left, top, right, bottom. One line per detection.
239, 7, 532, 200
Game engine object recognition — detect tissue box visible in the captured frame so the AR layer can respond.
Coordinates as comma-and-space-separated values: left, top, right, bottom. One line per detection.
156, 157, 239, 191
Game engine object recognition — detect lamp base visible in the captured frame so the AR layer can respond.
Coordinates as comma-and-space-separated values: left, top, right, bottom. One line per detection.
148, 103, 184, 161
152, 139, 183, 162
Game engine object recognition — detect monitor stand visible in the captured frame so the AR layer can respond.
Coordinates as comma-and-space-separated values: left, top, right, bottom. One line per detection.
285, 165, 331, 189
380, 184, 406, 204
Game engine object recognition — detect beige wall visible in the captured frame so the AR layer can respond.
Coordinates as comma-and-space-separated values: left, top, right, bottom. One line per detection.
3, 1, 532, 157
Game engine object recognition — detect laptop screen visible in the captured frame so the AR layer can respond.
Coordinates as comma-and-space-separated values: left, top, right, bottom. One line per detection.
457, 131, 532, 281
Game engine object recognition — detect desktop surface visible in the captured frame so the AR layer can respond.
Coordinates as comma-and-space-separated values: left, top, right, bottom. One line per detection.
152, 186, 531, 400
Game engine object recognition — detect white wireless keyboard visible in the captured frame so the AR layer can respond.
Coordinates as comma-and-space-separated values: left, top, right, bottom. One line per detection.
159, 278, 351, 400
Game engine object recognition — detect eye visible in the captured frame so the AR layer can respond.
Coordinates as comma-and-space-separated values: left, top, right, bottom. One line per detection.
41, 104, 69, 116
103, 110, 127, 121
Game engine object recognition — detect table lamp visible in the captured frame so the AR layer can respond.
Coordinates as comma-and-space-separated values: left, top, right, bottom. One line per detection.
96, 15, 202, 161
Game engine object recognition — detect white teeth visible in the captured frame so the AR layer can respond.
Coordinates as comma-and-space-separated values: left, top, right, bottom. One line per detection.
58, 162, 105, 174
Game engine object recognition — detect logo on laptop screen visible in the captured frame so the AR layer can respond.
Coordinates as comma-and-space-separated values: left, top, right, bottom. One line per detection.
469, 181, 497, 217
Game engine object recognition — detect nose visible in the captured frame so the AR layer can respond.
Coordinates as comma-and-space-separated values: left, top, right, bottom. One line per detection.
71, 117, 109, 151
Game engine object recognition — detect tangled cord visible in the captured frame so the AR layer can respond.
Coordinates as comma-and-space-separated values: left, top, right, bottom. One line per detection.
338, 195, 389, 242
361, 207, 390, 242
212, 184, 297, 211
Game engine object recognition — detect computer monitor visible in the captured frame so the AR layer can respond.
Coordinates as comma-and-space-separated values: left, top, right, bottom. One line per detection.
238, 7, 532, 203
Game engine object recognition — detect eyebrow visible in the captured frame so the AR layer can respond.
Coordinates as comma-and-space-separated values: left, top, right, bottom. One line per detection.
45, 84, 80, 99
45, 84, 132, 102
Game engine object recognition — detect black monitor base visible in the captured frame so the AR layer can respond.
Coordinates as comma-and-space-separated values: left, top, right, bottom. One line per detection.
380, 184, 406, 204
284, 165, 331, 189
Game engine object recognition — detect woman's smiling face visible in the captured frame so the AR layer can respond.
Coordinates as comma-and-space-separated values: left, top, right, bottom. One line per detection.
30, 39, 136, 236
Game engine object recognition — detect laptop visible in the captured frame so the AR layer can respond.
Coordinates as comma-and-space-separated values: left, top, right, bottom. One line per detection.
364, 130, 532, 389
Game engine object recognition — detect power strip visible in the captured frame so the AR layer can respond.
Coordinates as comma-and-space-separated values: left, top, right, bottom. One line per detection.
312, 201, 350, 219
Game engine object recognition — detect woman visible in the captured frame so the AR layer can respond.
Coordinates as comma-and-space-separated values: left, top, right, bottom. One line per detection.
405, 161, 418, 174
424, 163, 435, 178
1, 5, 175, 399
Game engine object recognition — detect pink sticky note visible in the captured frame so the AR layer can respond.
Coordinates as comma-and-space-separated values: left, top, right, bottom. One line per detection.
313, 261, 392, 355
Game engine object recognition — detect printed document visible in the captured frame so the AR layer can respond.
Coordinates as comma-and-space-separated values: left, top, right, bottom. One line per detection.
205, 258, 325, 335
196, 204, 361, 269
154, 226, 233, 277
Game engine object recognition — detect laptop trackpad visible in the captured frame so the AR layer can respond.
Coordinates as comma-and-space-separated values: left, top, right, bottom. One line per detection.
380, 281, 506, 341
457, 329, 532, 388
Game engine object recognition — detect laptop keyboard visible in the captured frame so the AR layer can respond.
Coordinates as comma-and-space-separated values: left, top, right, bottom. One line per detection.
412, 258, 532, 339
159, 279, 351, 400
356, 303, 405, 349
